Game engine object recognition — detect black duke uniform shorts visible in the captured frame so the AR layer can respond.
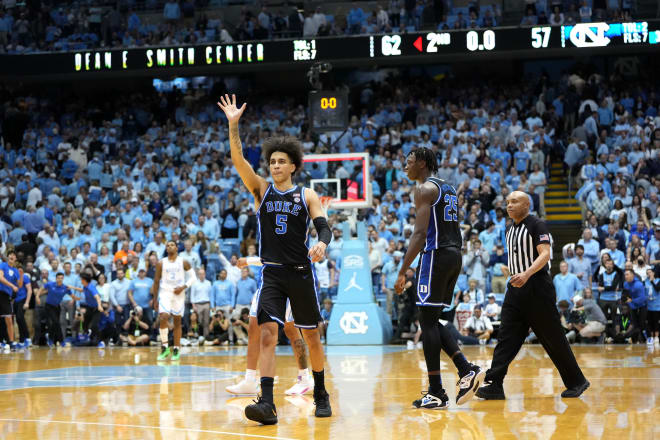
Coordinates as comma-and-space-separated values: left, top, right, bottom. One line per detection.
415, 246, 462, 308
256, 264, 322, 328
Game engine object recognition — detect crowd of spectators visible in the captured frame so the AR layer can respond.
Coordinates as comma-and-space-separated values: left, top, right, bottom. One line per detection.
0, 0, 648, 54
0, 62, 658, 349
555, 71, 660, 345
521, 0, 635, 27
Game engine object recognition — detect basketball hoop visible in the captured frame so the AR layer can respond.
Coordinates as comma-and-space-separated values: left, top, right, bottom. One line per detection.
320, 196, 334, 213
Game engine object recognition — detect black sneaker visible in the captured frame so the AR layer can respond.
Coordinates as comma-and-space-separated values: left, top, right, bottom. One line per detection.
456, 364, 486, 405
561, 380, 590, 398
314, 390, 332, 417
412, 390, 449, 410
476, 381, 506, 400
245, 396, 278, 425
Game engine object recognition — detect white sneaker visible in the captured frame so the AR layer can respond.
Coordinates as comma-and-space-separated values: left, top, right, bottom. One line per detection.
2, 344, 9, 354
416, 342, 423, 349
285, 376, 314, 395
407, 340, 415, 350
225, 378, 259, 395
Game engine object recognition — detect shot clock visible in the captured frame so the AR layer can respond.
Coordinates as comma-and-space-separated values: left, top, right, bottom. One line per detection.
308, 90, 349, 133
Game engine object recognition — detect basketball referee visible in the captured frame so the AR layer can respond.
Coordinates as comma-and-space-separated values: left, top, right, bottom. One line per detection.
477, 191, 590, 400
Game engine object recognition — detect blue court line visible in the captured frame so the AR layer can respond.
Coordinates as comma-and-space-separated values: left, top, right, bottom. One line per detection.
0, 365, 240, 392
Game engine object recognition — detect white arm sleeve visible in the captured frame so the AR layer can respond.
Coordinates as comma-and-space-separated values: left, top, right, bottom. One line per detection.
184, 268, 197, 289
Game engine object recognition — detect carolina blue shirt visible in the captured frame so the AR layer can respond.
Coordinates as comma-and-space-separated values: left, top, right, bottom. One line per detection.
605, 249, 625, 268
382, 259, 402, 289
599, 271, 620, 301
577, 238, 601, 267
553, 273, 582, 305
0, 262, 20, 296
83, 283, 101, 309
211, 279, 236, 308
191, 279, 212, 304
568, 257, 592, 289
514, 151, 530, 172
645, 279, 660, 312
624, 279, 646, 310
130, 277, 153, 309
235, 277, 257, 306
110, 278, 132, 306
45, 282, 72, 306
15, 274, 31, 302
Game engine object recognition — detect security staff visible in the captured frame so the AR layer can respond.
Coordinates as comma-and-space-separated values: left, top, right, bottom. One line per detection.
477, 191, 589, 400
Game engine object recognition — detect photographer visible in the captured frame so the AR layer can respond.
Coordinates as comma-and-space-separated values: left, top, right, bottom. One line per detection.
205, 308, 230, 346
463, 305, 493, 344
571, 292, 607, 341
67, 273, 104, 347
231, 307, 250, 345
121, 306, 150, 346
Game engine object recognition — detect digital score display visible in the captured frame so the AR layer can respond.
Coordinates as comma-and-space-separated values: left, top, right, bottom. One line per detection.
1, 20, 658, 77
308, 90, 349, 133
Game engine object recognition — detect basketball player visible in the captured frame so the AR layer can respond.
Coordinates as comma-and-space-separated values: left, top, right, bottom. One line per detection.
395, 148, 485, 409
218, 94, 331, 424
225, 256, 313, 396
151, 240, 197, 361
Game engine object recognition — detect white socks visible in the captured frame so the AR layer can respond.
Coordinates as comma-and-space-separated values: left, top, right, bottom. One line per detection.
299, 368, 309, 380
246, 369, 257, 382
160, 328, 169, 346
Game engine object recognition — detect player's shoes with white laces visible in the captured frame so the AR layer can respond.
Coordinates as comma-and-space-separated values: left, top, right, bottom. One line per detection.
285, 375, 314, 395
456, 364, 486, 405
412, 391, 449, 410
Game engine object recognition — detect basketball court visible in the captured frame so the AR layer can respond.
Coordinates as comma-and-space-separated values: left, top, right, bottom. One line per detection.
0, 344, 657, 439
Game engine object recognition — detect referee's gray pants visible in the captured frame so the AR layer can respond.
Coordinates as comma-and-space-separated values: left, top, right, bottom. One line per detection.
485, 273, 587, 389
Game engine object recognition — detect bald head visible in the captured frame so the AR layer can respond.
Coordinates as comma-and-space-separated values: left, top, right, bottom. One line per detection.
506, 191, 530, 222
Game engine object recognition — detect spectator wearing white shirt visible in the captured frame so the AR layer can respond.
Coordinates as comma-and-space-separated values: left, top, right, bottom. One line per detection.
484, 294, 501, 321
218, 252, 241, 285
180, 240, 201, 269
463, 305, 493, 344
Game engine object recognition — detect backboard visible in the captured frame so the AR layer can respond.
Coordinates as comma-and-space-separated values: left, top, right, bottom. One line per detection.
301, 153, 371, 210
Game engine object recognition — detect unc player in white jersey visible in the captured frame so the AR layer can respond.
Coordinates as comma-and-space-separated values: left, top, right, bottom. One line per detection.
226, 256, 314, 396
151, 240, 197, 361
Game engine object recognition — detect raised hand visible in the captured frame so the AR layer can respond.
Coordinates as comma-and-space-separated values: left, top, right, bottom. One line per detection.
217, 94, 247, 124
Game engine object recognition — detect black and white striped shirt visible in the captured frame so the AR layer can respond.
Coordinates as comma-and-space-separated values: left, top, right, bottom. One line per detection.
505, 215, 552, 276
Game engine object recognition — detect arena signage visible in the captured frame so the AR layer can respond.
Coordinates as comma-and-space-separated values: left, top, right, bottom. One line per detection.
2, 20, 658, 77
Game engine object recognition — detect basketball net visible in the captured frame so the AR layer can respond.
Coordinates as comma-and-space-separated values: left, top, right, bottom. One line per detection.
320, 196, 334, 215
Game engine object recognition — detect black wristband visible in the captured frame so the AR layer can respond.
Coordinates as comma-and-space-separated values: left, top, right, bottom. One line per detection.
313, 216, 332, 245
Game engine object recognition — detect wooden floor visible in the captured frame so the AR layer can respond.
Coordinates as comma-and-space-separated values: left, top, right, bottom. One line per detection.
0, 344, 658, 440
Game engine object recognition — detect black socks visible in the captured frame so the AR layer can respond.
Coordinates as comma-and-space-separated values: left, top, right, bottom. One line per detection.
261, 377, 274, 403
313, 370, 326, 395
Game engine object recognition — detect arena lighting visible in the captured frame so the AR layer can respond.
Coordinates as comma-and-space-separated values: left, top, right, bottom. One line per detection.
2, 20, 658, 77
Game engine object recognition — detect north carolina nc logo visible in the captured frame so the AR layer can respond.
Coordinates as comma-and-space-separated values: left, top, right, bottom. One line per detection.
339, 311, 369, 334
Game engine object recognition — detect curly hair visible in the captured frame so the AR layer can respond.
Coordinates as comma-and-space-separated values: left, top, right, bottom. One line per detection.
408, 147, 438, 173
262, 136, 304, 174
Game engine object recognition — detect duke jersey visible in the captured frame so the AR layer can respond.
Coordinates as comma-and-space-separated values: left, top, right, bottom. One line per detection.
258, 184, 311, 265
159, 256, 185, 291
424, 177, 462, 252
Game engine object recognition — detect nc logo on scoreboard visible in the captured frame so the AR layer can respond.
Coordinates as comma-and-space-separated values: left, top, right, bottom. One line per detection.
567, 23, 610, 48
340, 311, 369, 334
344, 255, 364, 269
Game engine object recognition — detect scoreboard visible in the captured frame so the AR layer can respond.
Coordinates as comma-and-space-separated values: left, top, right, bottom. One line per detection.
1, 21, 658, 77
